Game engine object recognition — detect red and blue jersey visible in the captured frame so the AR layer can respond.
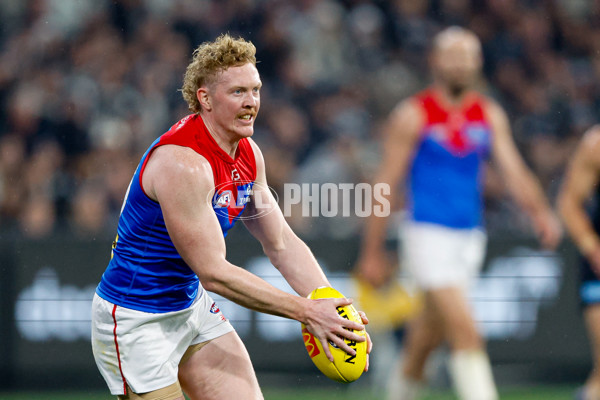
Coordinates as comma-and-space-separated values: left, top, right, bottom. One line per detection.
407, 89, 492, 229
96, 114, 257, 313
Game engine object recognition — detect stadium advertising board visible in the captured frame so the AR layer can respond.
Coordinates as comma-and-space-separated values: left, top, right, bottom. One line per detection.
1, 231, 589, 389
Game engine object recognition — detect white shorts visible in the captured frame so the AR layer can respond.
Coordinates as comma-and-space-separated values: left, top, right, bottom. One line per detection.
400, 222, 487, 290
91, 290, 234, 395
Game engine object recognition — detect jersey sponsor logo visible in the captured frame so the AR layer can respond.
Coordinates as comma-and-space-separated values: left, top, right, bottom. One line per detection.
236, 184, 252, 207
464, 124, 490, 146
210, 180, 278, 224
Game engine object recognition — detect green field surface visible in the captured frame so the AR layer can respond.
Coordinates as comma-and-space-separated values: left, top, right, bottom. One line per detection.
0, 385, 578, 400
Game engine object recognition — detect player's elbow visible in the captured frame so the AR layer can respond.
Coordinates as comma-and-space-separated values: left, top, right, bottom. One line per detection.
193, 262, 229, 294
197, 271, 232, 296
262, 229, 296, 267
199, 278, 221, 294
263, 244, 287, 270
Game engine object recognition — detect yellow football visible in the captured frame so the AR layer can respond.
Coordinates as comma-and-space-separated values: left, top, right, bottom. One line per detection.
301, 287, 367, 383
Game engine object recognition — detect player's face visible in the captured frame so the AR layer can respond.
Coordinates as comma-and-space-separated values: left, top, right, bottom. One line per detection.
432, 37, 482, 95
207, 63, 262, 139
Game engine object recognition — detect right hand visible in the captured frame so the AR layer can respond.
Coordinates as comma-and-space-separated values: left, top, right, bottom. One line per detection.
302, 297, 366, 362
532, 209, 563, 250
355, 249, 395, 289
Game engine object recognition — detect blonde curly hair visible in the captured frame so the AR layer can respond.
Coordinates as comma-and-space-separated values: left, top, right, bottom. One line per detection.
181, 34, 257, 113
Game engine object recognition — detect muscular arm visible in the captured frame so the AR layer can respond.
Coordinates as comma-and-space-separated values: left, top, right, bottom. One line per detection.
356, 99, 423, 287
487, 100, 562, 248
243, 139, 372, 364
242, 139, 329, 297
557, 128, 600, 272
143, 145, 363, 357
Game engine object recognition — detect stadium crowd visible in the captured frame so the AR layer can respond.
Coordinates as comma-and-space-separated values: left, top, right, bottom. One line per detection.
0, 0, 598, 240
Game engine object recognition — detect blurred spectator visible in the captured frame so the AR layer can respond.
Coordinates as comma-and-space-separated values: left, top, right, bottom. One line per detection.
0, 134, 26, 227
69, 181, 111, 237
1, 0, 600, 240
19, 194, 56, 238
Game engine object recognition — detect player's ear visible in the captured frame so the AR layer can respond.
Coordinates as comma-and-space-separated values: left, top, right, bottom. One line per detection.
197, 88, 211, 111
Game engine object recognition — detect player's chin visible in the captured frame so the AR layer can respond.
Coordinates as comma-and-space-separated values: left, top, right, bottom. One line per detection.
234, 125, 255, 138
446, 81, 471, 97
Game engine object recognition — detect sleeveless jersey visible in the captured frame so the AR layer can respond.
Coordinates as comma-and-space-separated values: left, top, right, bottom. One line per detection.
407, 89, 492, 229
96, 114, 257, 313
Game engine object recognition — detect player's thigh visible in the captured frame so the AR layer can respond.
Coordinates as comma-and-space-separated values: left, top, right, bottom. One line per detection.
178, 331, 263, 400
407, 298, 444, 348
425, 287, 481, 349
402, 306, 445, 379
403, 293, 446, 355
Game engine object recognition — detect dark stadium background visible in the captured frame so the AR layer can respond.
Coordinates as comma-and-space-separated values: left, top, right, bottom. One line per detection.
0, 0, 597, 397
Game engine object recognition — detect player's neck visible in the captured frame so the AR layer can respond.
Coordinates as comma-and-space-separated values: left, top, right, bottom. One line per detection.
434, 85, 473, 107
202, 116, 240, 158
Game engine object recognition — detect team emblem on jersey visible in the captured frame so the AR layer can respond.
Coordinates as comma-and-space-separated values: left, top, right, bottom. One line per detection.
209, 302, 220, 314
214, 190, 233, 208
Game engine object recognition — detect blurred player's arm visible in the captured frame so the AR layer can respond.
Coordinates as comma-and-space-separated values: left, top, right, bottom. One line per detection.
145, 144, 364, 357
557, 127, 600, 272
356, 99, 423, 287
486, 99, 562, 249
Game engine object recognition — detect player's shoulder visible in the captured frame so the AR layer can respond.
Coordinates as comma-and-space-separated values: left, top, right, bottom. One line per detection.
474, 93, 508, 125
406, 87, 435, 109
383, 94, 426, 142
151, 144, 213, 181
583, 125, 600, 144
390, 94, 425, 121
245, 137, 266, 174
245, 137, 261, 155
386, 97, 425, 139
474, 92, 502, 113
142, 144, 214, 201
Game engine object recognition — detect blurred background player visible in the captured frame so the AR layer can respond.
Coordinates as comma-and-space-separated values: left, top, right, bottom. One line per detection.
91, 34, 369, 400
356, 26, 562, 400
558, 127, 600, 400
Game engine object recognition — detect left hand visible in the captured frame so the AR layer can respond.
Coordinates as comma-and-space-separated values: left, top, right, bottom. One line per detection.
534, 210, 563, 250
358, 310, 373, 372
